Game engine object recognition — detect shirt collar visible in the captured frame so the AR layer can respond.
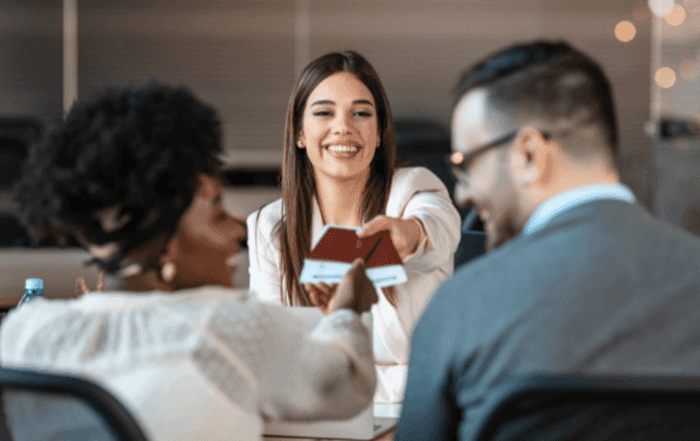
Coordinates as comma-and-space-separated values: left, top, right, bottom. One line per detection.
522, 183, 636, 235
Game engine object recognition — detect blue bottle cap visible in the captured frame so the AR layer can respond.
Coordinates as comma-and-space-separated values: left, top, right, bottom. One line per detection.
25, 278, 43, 290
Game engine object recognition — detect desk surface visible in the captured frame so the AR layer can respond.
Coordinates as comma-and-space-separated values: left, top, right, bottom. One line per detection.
264, 430, 394, 441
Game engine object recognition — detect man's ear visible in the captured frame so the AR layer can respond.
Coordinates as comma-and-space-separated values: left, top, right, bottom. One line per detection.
510, 126, 551, 187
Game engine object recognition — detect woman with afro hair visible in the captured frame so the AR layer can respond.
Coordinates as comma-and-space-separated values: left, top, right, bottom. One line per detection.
2, 81, 378, 441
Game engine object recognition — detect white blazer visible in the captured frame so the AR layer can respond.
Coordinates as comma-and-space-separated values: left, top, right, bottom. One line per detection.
247, 166, 461, 403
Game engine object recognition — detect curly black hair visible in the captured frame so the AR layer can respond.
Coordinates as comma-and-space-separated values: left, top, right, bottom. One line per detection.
14, 81, 223, 274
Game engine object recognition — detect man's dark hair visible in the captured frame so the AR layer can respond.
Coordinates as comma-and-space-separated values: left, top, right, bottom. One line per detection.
14, 81, 223, 274
455, 40, 618, 157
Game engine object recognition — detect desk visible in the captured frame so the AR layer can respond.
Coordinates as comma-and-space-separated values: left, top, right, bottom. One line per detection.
264, 430, 394, 441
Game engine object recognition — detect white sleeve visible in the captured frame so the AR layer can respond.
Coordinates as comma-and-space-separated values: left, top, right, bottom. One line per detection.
399, 169, 461, 274
246, 209, 284, 305
206, 299, 376, 422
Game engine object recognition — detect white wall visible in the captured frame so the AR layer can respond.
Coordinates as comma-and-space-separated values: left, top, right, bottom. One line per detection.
0, 0, 654, 202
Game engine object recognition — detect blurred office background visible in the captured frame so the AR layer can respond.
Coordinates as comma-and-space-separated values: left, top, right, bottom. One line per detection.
0, 0, 698, 296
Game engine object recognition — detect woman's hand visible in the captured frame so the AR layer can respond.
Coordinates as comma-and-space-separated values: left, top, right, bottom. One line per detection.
304, 282, 337, 313
358, 215, 424, 261
326, 259, 378, 315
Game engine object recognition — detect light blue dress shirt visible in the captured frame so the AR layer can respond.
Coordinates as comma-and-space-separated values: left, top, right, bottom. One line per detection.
522, 183, 637, 235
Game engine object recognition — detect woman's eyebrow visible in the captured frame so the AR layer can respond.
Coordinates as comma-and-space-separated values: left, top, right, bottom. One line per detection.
310, 99, 335, 107
309, 99, 375, 107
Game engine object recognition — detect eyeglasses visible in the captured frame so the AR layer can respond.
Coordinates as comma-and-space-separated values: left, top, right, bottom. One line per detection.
449, 130, 550, 185
448, 131, 517, 184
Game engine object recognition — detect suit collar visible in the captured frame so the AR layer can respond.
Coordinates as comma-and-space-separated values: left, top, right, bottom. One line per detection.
523, 183, 636, 235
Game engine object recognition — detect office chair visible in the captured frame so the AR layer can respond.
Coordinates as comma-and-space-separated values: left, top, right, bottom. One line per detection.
474, 373, 700, 441
0, 366, 149, 441
394, 118, 455, 203
454, 210, 486, 268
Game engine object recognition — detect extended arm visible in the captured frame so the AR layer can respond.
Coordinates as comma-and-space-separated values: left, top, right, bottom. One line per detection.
207, 297, 376, 422
210, 261, 378, 422
400, 172, 461, 274
358, 168, 461, 274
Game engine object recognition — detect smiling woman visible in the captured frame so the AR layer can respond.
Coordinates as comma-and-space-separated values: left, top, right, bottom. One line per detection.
247, 51, 462, 405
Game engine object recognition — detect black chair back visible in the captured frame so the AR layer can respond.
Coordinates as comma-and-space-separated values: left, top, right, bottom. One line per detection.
394, 118, 456, 204
476, 373, 700, 441
0, 367, 149, 441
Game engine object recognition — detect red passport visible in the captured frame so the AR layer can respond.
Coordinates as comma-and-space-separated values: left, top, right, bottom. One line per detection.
300, 226, 408, 288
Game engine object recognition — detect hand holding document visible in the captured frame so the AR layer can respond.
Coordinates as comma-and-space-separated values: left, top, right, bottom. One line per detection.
299, 225, 409, 288
325, 259, 379, 314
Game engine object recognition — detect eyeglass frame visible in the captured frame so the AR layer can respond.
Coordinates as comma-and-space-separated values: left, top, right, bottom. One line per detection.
448, 129, 550, 185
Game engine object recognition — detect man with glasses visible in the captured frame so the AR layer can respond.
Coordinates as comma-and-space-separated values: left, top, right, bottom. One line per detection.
396, 41, 700, 440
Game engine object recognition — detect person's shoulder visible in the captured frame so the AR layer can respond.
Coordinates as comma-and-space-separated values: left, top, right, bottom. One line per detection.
387, 167, 449, 211
0, 299, 88, 364
168, 285, 251, 303
413, 237, 535, 353
429, 233, 537, 311
247, 198, 283, 234
392, 166, 445, 190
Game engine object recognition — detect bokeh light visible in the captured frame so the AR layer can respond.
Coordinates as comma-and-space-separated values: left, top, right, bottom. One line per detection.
655, 67, 677, 88
679, 59, 699, 80
648, 0, 675, 17
615, 20, 637, 42
665, 4, 686, 25
450, 151, 464, 166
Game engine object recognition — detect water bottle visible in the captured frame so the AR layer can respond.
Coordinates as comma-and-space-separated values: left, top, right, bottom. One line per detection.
17, 278, 44, 307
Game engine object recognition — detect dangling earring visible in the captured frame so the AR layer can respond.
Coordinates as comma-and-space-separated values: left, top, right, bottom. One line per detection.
161, 262, 177, 283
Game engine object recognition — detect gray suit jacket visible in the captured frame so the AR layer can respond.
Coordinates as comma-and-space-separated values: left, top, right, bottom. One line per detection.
396, 200, 700, 440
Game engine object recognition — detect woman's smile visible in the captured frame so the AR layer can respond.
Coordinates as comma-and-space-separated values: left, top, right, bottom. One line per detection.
325, 142, 361, 159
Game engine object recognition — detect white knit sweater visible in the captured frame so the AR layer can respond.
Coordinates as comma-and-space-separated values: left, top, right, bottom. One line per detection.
0, 286, 376, 441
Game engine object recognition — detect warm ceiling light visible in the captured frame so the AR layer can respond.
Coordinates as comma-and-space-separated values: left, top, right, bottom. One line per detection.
665, 4, 686, 25
655, 67, 677, 88
679, 59, 699, 80
615, 21, 637, 42
648, 0, 675, 17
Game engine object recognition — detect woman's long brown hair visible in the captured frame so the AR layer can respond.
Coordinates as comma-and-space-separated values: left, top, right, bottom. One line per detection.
273, 51, 397, 307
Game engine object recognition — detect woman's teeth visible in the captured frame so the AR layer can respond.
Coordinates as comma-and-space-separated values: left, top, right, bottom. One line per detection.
327, 145, 359, 153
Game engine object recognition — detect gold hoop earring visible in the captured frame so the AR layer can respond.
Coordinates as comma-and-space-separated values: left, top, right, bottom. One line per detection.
161, 262, 177, 283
